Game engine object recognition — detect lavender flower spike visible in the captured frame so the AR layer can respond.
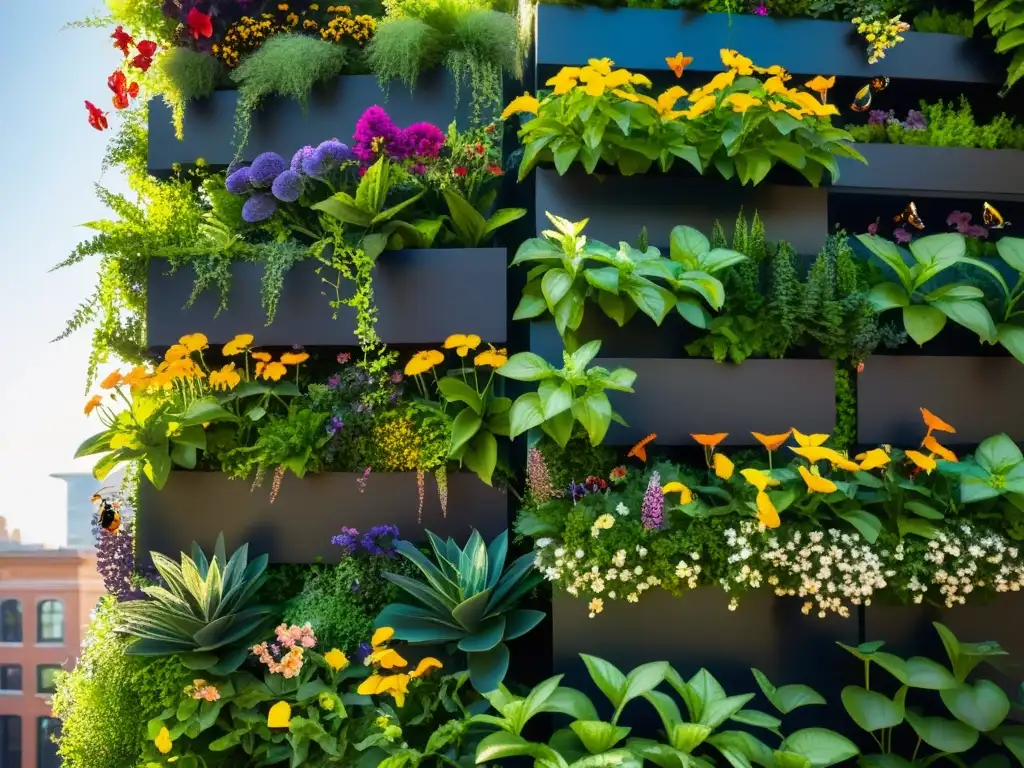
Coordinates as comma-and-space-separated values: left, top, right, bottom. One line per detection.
641, 471, 664, 531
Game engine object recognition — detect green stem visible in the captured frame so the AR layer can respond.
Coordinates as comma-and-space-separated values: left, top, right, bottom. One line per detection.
865, 659, 871, 691
911, 737, 922, 763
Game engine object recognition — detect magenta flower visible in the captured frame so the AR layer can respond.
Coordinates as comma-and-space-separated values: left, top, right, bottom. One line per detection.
353, 106, 403, 163
399, 122, 445, 160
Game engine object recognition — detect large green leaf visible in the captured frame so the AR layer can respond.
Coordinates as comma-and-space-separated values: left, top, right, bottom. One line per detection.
581, 654, 627, 709
570, 721, 631, 755
669, 225, 710, 265
904, 709, 979, 753
572, 392, 613, 446
449, 408, 483, 456
503, 609, 546, 641
468, 642, 510, 693
752, 669, 826, 714
783, 729, 859, 768
498, 352, 556, 382
312, 191, 372, 227
509, 393, 546, 439
933, 299, 997, 342
463, 430, 498, 485
178, 398, 238, 427
75, 430, 113, 457
976, 433, 1024, 473
855, 234, 912, 286
940, 680, 1011, 732
542, 268, 575, 311
903, 304, 947, 345
458, 615, 506, 652
840, 686, 905, 731
437, 376, 483, 413
867, 282, 910, 311
374, 603, 465, 643
442, 187, 486, 246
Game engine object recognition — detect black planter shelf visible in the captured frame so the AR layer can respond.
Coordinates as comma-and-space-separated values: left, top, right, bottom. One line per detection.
146, 249, 508, 348
147, 71, 474, 174
857, 356, 1024, 445
835, 145, 1024, 201
535, 5, 1001, 85
137, 471, 508, 563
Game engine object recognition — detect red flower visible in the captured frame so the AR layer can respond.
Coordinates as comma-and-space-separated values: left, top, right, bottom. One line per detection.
108, 71, 140, 110
484, 123, 496, 133
85, 101, 108, 131
187, 8, 213, 39
132, 40, 157, 72
487, 163, 503, 176
856, 362, 865, 374
475, 143, 485, 155
111, 25, 134, 56
453, 166, 468, 177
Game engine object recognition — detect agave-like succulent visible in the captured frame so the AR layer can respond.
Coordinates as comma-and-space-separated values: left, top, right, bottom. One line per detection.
117, 534, 274, 675
375, 528, 544, 694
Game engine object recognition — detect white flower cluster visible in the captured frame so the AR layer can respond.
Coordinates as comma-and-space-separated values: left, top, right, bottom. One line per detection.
534, 538, 661, 613
904, 524, 1024, 607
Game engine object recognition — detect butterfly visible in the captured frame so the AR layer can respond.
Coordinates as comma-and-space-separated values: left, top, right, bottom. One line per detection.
666, 52, 693, 79
894, 201, 925, 230
627, 433, 657, 463
92, 492, 122, 534
850, 75, 890, 112
983, 201, 1012, 229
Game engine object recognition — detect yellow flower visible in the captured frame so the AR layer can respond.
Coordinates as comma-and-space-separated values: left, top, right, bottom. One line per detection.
740, 468, 779, 492
720, 48, 754, 75
769, 101, 806, 120
692, 433, 728, 448
630, 72, 653, 87
603, 69, 632, 89
857, 448, 891, 471
121, 366, 150, 388
588, 597, 604, 616
324, 648, 349, 672
714, 452, 734, 480
906, 450, 937, 472
84, 395, 103, 415
100, 370, 123, 389
704, 69, 737, 92
923, 434, 957, 463
165, 344, 190, 361
724, 93, 763, 113
501, 92, 539, 120
753, 64, 791, 80
920, 408, 955, 435
267, 701, 292, 728
261, 361, 287, 381
804, 75, 836, 102
684, 94, 717, 119
155, 726, 173, 754
280, 351, 310, 365
251, 351, 272, 363
222, 333, 254, 355
545, 68, 580, 95
579, 67, 608, 97
662, 481, 693, 505
209, 363, 241, 391
756, 491, 780, 528
409, 657, 443, 678
799, 465, 837, 494
372, 627, 394, 647
165, 421, 182, 437
587, 57, 613, 75
474, 346, 508, 368
110, 433, 140, 450
366, 646, 408, 669
763, 76, 789, 95
179, 333, 209, 352
443, 334, 481, 357
405, 349, 445, 376
594, 513, 615, 530
792, 429, 829, 447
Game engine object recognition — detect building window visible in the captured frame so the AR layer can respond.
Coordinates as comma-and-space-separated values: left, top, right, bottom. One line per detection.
37, 718, 60, 768
0, 715, 21, 768
36, 666, 61, 695
0, 665, 21, 692
0, 600, 21, 643
36, 601, 64, 644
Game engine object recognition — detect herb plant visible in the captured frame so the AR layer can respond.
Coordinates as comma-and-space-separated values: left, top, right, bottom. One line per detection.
975, 0, 1024, 95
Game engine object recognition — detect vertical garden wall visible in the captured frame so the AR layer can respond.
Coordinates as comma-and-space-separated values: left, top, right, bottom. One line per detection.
55, 1, 1024, 767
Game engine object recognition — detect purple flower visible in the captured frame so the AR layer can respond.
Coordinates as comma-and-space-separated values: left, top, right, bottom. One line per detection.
904, 109, 927, 131
291, 145, 315, 172
411, 163, 426, 175
353, 106, 402, 163
399, 122, 445, 160
93, 507, 150, 601
947, 211, 972, 231
271, 169, 303, 202
893, 227, 912, 244
330, 526, 360, 556
641, 471, 664, 531
242, 193, 278, 223
318, 139, 352, 163
361, 525, 400, 556
867, 218, 879, 235
390, 371, 404, 384
327, 415, 345, 435
966, 224, 989, 239
225, 166, 253, 195
249, 152, 287, 186
356, 641, 372, 663
327, 373, 342, 389
867, 109, 888, 126
337, 352, 352, 364
753, 1, 768, 14
567, 482, 588, 502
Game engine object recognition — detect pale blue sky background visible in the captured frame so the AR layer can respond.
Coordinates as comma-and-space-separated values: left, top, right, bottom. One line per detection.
0, 3, 123, 544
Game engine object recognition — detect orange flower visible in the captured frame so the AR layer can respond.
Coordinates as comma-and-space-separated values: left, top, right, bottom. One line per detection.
261, 361, 287, 381
120, 366, 150, 388
280, 351, 309, 365
923, 435, 957, 463
628, 433, 657, 462
804, 75, 835, 103
756, 491, 780, 528
906, 450, 937, 473
165, 344, 190, 362
691, 433, 728, 448
100, 370, 123, 389
251, 352, 272, 363
920, 408, 955, 435
666, 52, 693, 78
84, 395, 103, 415
752, 431, 791, 451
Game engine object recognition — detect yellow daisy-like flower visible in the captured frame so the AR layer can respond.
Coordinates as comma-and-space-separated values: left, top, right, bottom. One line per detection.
179, 333, 209, 352
804, 75, 836, 102
685, 94, 718, 119
100, 370, 123, 389
792, 429, 830, 447
587, 57, 614, 75
261, 361, 287, 381
366, 646, 408, 669
763, 76, 790, 95
405, 349, 445, 376
209, 362, 241, 391
545, 68, 580, 95
409, 657, 443, 678
704, 69, 737, 93
629, 72, 653, 87
251, 351, 271, 363
751, 431, 791, 452
267, 701, 292, 728
155, 726, 173, 754
756, 491, 780, 528
443, 334, 481, 357
84, 395, 103, 415
579, 67, 608, 97
324, 648, 349, 672
662, 481, 693, 505
857, 448, 891, 471
720, 48, 754, 75
906, 450, 937, 472
588, 597, 604, 617
740, 468, 780, 493
769, 101, 806, 120
474, 346, 508, 368
603, 69, 632, 89
713, 452, 734, 480
280, 351, 310, 365
222, 333, 254, 356
724, 93, 763, 113
923, 435, 957, 463
799, 465, 837, 494
371, 627, 394, 647
500, 92, 540, 121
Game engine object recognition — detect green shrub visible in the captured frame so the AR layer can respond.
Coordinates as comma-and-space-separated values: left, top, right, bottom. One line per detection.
156, 47, 223, 140
52, 596, 192, 768
913, 6, 973, 35
846, 97, 1024, 150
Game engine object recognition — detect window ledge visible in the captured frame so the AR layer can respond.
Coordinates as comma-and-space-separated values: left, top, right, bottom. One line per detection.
0, 690, 22, 696
0, 642, 23, 648
34, 642, 65, 648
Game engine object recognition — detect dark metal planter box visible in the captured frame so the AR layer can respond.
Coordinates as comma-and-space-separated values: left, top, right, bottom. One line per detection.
552, 589, 860, 732
835, 145, 1024, 200
535, 5, 1001, 84
148, 71, 473, 173
137, 471, 508, 563
535, 168, 827, 256
857, 356, 1024, 445
146, 249, 508, 347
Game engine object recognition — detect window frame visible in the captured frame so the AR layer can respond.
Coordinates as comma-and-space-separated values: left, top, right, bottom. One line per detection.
36, 600, 65, 644
37, 716, 61, 768
0, 664, 22, 692
0, 599, 22, 643
0, 714, 22, 768
35, 665, 62, 695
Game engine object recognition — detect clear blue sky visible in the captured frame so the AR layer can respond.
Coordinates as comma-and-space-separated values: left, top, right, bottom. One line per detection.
0, 3, 124, 544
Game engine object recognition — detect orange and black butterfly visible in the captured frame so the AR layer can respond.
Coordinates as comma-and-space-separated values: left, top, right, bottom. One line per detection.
92, 492, 121, 533
894, 201, 925, 230
983, 202, 1012, 229
850, 76, 890, 112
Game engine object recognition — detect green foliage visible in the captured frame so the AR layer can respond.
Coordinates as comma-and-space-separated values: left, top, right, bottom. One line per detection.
53, 107, 207, 389
939, 433, 1024, 504
913, 6, 973, 34
67, 0, 179, 45
538, 432, 617, 492
838, 623, 1019, 764
232, 34, 349, 156
376, 529, 545, 693
51, 596, 192, 768
833, 366, 856, 450
975, 0, 1024, 95
498, 341, 637, 448
846, 97, 1024, 149
244, 406, 332, 480
117, 534, 275, 674
155, 47, 224, 140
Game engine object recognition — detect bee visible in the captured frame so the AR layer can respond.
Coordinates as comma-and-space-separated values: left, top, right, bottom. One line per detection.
894, 201, 925, 230
92, 492, 121, 534
983, 201, 1012, 229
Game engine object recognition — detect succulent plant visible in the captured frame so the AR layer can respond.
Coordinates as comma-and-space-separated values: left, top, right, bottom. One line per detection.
117, 534, 275, 675
375, 528, 544, 694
